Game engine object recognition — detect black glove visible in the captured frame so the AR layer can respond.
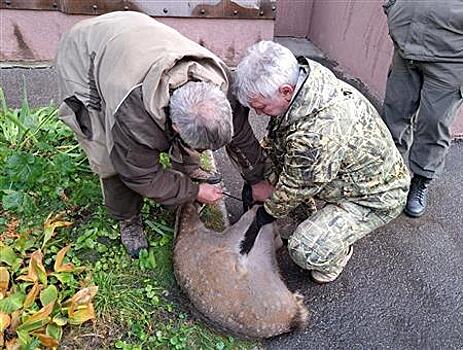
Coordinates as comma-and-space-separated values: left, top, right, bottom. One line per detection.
241, 182, 254, 213
240, 206, 275, 255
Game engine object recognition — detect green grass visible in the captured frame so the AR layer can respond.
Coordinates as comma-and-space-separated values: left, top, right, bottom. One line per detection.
0, 86, 257, 349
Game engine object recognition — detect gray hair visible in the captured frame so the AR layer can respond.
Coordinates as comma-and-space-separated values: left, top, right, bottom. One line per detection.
170, 81, 233, 151
234, 40, 299, 107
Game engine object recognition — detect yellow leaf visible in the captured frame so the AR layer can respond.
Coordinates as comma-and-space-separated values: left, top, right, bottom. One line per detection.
64, 286, 98, 317
0, 267, 9, 295
0, 312, 11, 332
68, 303, 96, 325
5, 337, 20, 350
23, 282, 41, 308
22, 302, 54, 326
16, 250, 47, 285
33, 332, 60, 348
53, 245, 75, 273
43, 214, 73, 248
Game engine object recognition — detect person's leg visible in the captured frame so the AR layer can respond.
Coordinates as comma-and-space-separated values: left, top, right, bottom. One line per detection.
383, 50, 423, 156
405, 61, 463, 217
101, 176, 147, 257
409, 61, 463, 179
287, 201, 402, 283
100, 175, 144, 220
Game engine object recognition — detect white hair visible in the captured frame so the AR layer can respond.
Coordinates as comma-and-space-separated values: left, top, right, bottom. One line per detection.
234, 40, 300, 107
170, 81, 233, 151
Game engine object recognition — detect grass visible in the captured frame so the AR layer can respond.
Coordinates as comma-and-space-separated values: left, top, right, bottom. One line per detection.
0, 86, 257, 349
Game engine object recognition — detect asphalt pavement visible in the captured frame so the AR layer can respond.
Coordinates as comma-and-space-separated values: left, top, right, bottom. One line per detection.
1, 38, 462, 349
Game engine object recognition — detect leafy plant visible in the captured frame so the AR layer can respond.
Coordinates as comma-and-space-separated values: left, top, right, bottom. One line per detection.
0, 218, 97, 349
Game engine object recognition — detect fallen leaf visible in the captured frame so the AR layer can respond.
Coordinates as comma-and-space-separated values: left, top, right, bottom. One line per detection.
0, 312, 10, 332
68, 303, 96, 325
5, 338, 20, 350
53, 245, 75, 273
42, 214, 72, 248
64, 286, 98, 315
23, 282, 41, 308
0, 267, 9, 296
16, 250, 47, 285
33, 332, 60, 348
17, 302, 54, 332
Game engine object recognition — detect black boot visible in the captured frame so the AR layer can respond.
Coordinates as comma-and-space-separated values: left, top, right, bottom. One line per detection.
405, 175, 431, 218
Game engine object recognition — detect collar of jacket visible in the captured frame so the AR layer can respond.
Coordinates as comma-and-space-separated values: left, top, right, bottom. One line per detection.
278, 57, 345, 128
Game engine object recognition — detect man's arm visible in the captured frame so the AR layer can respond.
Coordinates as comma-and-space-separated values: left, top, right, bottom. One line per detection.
110, 87, 200, 206
226, 100, 267, 184
264, 128, 348, 219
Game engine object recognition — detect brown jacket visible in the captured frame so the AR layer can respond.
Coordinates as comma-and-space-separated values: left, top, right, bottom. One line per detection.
56, 11, 264, 206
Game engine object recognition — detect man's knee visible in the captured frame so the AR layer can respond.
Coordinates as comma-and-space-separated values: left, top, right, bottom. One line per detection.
287, 225, 345, 271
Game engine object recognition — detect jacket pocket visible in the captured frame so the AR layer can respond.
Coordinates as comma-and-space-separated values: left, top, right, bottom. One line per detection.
62, 96, 93, 139
58, 101, 88, 139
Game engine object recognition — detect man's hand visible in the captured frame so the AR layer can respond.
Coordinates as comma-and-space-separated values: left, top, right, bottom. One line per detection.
251, 180, 274, 202
196, 184, 223, 204
240, 206, 276, 254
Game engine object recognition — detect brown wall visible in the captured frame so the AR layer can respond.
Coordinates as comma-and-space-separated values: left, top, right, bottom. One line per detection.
0, 9, 274, 66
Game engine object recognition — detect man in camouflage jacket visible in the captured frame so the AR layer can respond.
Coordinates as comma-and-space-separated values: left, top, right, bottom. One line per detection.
235, 41, 410, 283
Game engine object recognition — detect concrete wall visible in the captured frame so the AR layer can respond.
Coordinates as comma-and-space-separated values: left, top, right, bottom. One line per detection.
274, 0, 313, 37
0, 9, 274, 66
276, 0, 463, 137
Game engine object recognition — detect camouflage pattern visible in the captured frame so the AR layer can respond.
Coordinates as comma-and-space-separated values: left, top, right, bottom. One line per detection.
288, 201, 402, 274
262, 58, 410, 273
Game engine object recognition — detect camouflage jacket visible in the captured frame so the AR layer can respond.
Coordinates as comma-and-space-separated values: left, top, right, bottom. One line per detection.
263, 58, 410, 218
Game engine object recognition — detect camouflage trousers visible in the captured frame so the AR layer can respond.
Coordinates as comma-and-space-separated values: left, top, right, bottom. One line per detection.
287, 200, 404, 275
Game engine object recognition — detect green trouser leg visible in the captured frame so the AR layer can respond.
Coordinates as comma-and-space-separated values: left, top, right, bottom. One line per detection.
383, 50, 463, 179
288, 201, 403, 275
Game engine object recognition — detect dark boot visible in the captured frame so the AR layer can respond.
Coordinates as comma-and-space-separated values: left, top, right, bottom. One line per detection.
119, 215, 148, 258
405, 175, 431, 218
188, 168, 222, 184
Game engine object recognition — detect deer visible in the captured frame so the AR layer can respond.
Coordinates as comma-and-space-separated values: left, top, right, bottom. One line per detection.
173, 202, 308, 339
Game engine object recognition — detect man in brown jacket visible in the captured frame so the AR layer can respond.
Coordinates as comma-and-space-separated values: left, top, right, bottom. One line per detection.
55, 11, 265, 257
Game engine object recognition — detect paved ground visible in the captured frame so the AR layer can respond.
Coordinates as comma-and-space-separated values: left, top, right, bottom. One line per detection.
1, 38, 462, 350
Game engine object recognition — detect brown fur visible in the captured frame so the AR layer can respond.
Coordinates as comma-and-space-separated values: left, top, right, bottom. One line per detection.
173, 203, 308, 339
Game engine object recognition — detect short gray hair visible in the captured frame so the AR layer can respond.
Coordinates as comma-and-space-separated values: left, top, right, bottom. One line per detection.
234, 40, 299, 107
170, 81, 233, 151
